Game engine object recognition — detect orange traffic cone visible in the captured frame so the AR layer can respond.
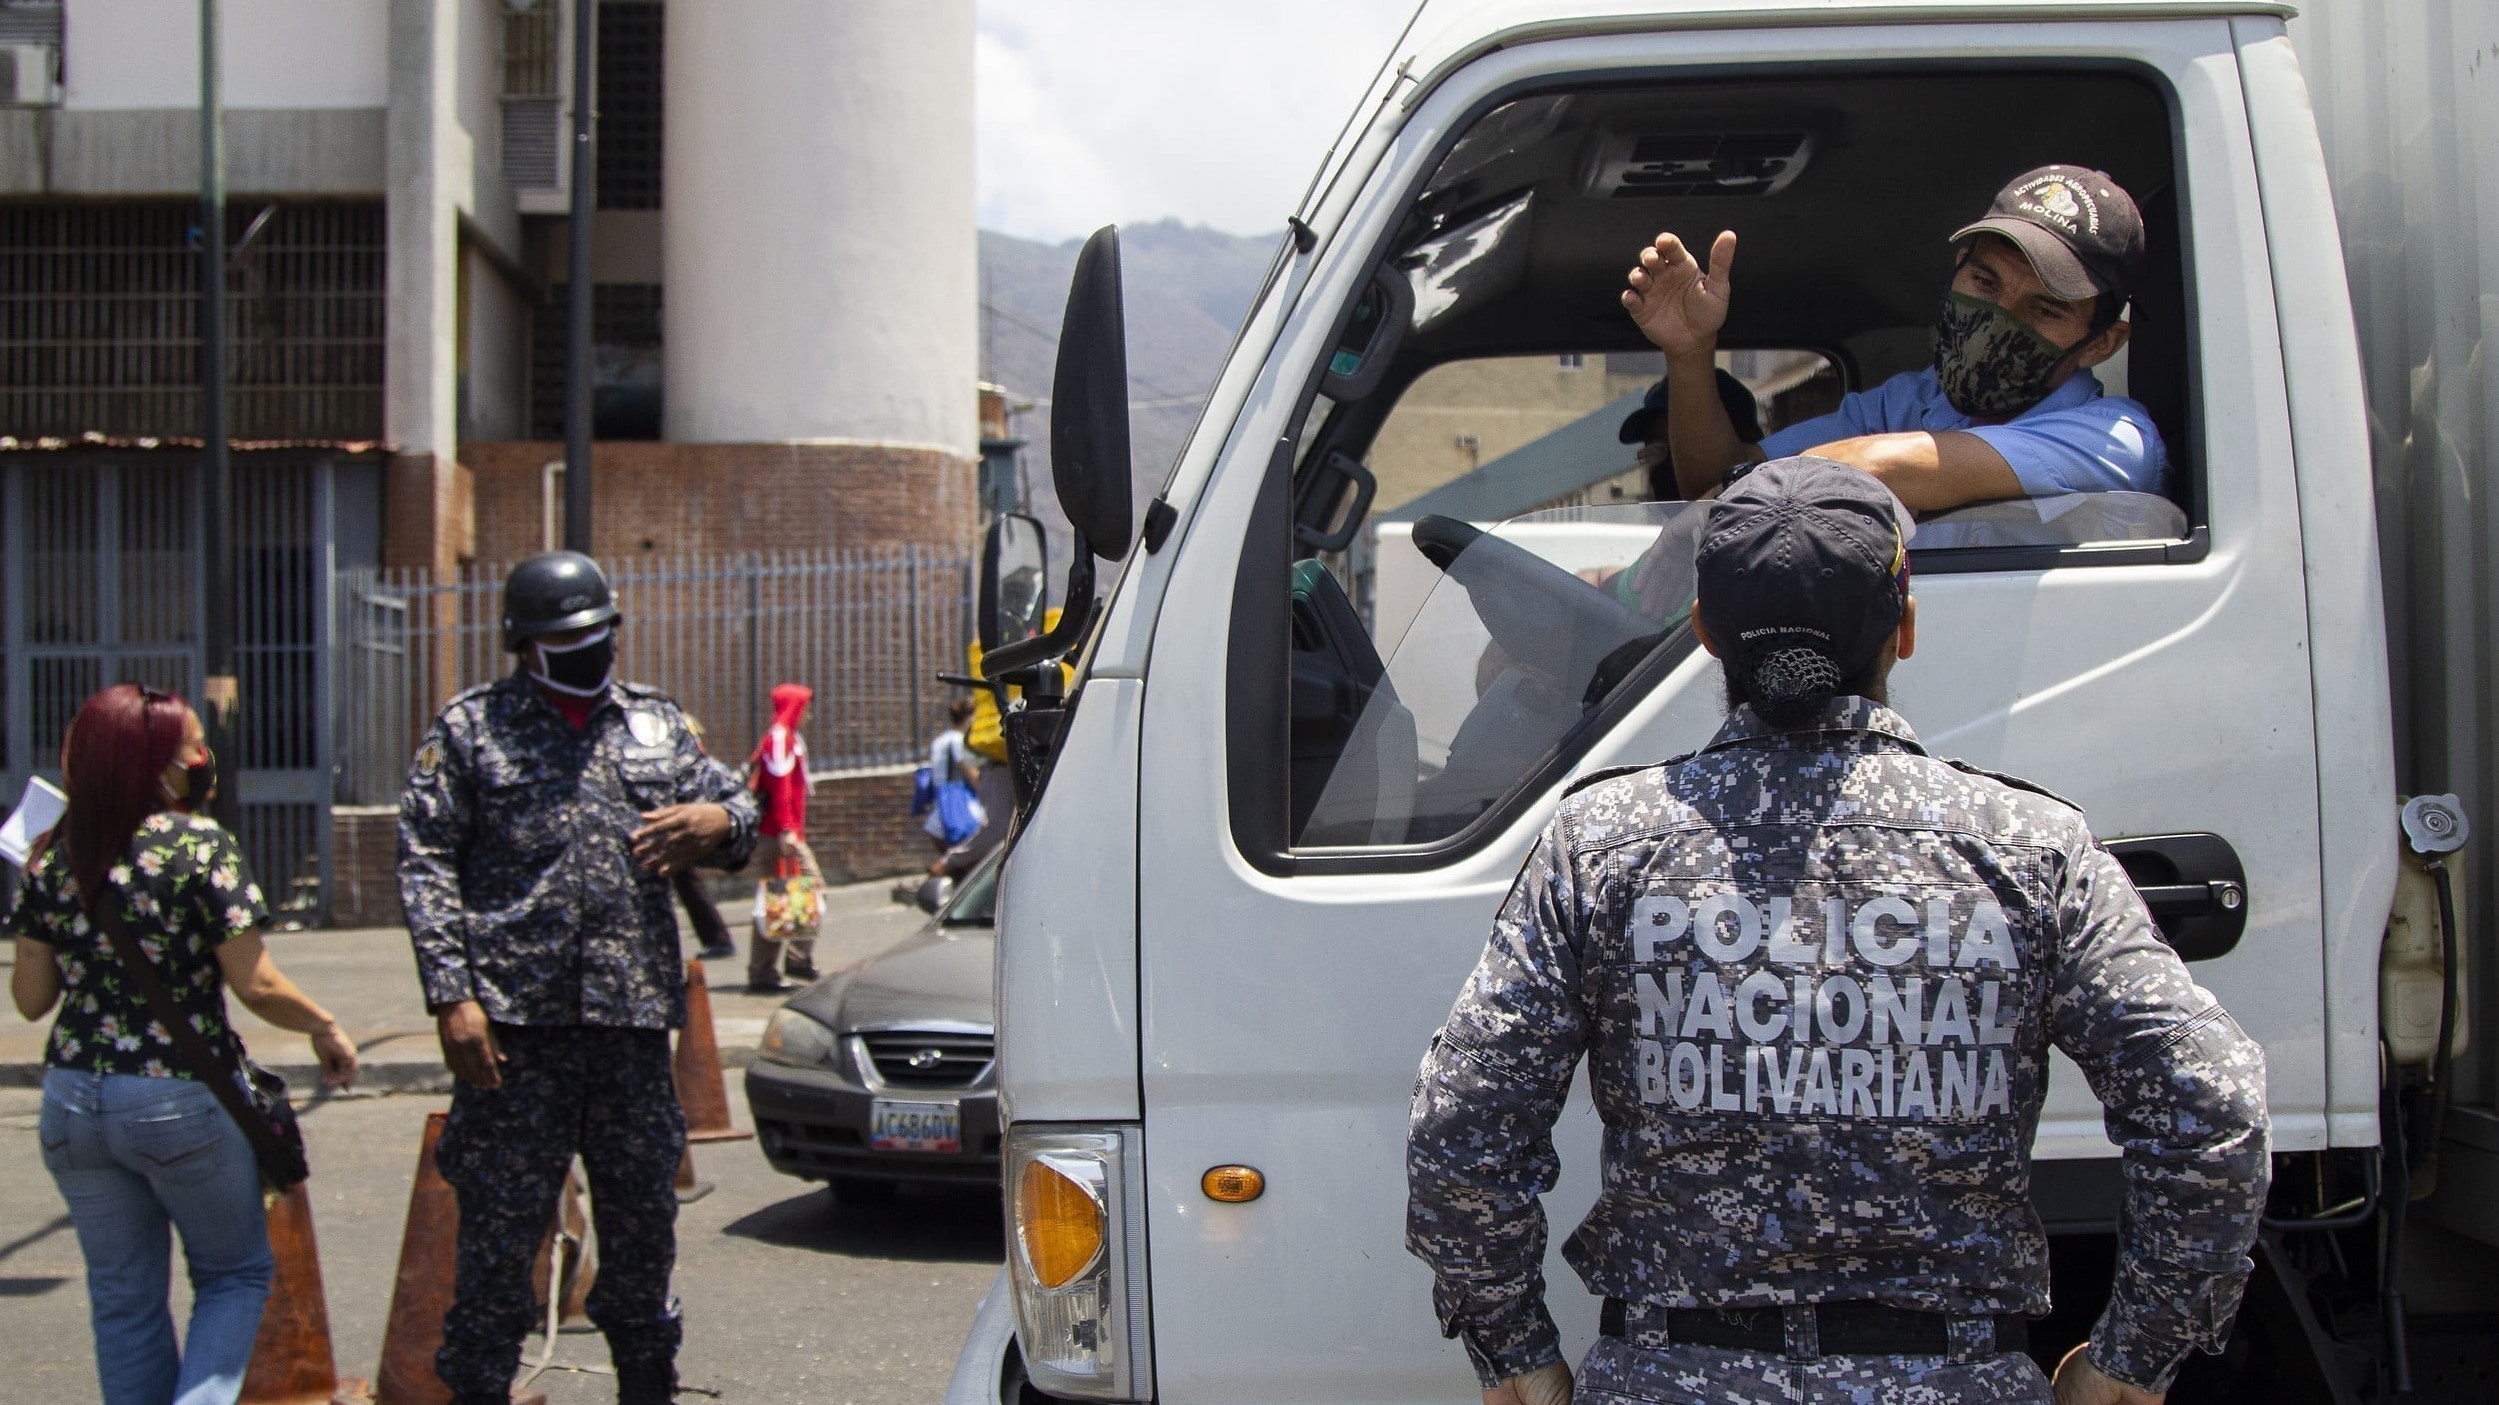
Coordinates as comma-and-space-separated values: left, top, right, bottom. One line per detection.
374, 1114, 460, 1405
674, 959, 752, 1144
372, 1114, 549, 1405
241, 1183, 374, 1405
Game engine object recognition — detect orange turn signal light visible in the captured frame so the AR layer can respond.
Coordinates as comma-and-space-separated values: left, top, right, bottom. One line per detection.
1017, 1159, 1104, 1287
1200, 1165, 1265, 1203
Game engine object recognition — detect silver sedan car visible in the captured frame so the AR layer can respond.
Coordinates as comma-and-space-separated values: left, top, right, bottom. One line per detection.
744, 852, 1000, 1197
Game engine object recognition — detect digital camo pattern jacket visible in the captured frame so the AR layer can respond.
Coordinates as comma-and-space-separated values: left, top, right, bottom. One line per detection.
1406, 698, 2268, 1393
398, 673, 759, 1029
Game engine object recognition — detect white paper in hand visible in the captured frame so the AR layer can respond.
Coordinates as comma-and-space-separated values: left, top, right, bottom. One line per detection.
0, 775, 66, 866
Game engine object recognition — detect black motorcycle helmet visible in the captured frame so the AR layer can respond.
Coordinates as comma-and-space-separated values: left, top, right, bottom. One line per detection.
501, 550, 621, 651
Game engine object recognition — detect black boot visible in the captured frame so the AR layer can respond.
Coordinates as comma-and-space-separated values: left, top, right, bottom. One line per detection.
615, 1359, 678, 1405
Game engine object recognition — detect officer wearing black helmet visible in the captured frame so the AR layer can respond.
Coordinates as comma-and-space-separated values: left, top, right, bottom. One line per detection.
1408, 460, 2268, 1405
397, 550, 759, 1405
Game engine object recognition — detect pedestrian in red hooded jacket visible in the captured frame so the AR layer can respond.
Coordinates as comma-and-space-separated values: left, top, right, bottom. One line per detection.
746, 683, 823, 991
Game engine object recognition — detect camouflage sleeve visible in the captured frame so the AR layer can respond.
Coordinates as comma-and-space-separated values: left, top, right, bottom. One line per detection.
1406, 813, 1591, 1388
396, 713, 478, 1012
2047, 839, 2270, 1393
671, 701, 759, 869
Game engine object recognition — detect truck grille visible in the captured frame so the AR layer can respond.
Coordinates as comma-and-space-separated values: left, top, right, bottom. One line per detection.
861, 1030, 994, 1089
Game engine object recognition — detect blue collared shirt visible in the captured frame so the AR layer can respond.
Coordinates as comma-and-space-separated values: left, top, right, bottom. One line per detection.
1759, 366, 2168, 497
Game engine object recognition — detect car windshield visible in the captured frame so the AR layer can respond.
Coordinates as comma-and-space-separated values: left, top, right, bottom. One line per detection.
938, 850, 1002, 927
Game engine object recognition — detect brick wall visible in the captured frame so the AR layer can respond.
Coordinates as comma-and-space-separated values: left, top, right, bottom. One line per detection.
323, 767, 932, 929
330, 806, 403, 929
460, 440, 977, 563
802, 769, 932, 883
384, 452, 476, 570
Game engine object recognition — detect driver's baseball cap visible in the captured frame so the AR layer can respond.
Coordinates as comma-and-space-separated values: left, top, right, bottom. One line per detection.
1951, 165, 2144, 304
1696, 457, 1912, 680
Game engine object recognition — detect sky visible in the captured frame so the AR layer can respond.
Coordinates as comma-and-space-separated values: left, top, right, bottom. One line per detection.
975, 0, 1424, 244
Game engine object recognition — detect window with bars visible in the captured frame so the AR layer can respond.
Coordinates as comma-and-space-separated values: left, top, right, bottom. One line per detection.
598, 1, 663, 210
500, 0, 563, 192
529, 283, 663, 440
0, 201, 386, 441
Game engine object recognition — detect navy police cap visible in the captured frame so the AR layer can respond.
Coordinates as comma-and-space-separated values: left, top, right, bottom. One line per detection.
1696, 457, 1913, 683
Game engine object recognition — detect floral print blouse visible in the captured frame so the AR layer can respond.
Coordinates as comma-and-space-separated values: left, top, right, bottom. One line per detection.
5, 811, 269, 1079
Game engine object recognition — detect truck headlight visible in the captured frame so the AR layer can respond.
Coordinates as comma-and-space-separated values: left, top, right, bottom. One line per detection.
757, 1007, 841, 1071
1005, 1125, 1151, 1400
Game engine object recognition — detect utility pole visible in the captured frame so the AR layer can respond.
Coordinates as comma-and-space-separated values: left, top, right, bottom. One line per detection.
563, 0, 598, 552
198, 0, 239, 831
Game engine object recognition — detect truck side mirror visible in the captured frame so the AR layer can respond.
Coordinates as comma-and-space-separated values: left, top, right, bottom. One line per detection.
1052, 225, 1135, 562
980, 513, 1050, 653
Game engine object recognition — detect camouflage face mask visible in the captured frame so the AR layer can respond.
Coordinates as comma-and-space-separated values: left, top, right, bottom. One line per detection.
1932, 291, 2072, 418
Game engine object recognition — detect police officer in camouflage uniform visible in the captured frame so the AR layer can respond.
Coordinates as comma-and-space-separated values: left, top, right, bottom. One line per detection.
399, 551, 759, 1405
1407, 459, 2268, 1405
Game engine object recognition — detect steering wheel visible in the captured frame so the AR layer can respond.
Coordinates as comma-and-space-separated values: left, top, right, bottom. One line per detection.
1409, 515, 1655, 696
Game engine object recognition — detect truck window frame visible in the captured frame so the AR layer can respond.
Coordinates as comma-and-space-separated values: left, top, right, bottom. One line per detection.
1229, 56, 2206, 877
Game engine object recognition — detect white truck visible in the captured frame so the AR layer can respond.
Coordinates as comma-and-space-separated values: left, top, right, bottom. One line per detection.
944, 3, 2497, 1401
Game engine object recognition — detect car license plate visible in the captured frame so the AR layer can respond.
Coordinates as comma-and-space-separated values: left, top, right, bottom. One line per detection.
869, 1099, 961, 1153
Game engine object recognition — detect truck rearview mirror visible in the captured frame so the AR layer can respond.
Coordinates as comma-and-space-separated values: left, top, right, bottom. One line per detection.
980, 513, 1050, 653
1051, 226, 1135, 562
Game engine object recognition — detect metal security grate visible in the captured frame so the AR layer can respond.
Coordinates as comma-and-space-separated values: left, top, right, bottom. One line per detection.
862, 1030, 995, 1089
0, 2, 63, 46
335, 548, 976, 806
501, 1, 560, 96
1, 452, 355, 925
597, 1, 663, 210
0, 201, 385, 441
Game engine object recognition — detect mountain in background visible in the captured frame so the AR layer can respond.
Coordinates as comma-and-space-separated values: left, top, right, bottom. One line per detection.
979, 221, 1280, 565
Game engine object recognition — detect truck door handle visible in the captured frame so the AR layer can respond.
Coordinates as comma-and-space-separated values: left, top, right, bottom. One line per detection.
2130, 880, 2247, 916
2101, 834, 2249, 961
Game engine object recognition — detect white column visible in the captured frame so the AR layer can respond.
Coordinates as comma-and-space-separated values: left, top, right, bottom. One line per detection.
385, 0, 458, 457
662, 0, 976, 453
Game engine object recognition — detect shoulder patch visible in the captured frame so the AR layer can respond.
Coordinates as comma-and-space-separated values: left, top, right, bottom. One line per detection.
414, 737, 446, 778
627, 709, 672, 748
1940, 756, 2085, 814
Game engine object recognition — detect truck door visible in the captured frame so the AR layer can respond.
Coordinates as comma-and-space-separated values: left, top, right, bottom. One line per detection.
1130, 22, 2317, 1404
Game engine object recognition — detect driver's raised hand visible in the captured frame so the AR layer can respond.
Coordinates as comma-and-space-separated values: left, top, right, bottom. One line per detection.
1621, 230, 1737, 359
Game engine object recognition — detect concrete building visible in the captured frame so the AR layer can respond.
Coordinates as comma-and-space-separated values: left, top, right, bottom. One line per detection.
0, 0, 978, 570
0, 0, 980, 920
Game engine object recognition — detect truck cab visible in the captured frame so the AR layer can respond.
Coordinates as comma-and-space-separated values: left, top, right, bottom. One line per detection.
949, 5, 2480, 1401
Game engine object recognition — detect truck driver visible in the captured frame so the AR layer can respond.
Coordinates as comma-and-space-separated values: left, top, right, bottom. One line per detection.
1623, 166, 2166, 512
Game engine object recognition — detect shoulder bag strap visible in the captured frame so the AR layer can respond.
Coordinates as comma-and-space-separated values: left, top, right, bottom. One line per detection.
90, 886, 292, 1173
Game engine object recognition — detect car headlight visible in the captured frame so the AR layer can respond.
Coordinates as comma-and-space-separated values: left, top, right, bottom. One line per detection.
1005, 1125, 1151, 1400
757, 1007, 842, 1070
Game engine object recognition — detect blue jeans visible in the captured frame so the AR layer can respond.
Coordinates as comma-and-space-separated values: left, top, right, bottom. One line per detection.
38, 1067, 274, 1405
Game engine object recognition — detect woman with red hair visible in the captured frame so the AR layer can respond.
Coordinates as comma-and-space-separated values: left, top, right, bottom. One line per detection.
8, 684, 357, 1405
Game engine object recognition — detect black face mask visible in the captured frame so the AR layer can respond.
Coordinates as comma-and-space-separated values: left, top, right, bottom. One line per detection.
1932, 291, 2074, 418
172, 748, 217, 811
531, 627, 616, 697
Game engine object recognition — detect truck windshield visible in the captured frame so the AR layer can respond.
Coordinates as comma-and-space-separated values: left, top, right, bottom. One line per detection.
1295, 500, 1704, 847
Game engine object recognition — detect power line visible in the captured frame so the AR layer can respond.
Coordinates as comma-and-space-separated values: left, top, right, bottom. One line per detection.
979, 298, 1200, 406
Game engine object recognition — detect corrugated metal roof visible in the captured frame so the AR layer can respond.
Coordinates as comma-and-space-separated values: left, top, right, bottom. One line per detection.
0, 431, 393, 454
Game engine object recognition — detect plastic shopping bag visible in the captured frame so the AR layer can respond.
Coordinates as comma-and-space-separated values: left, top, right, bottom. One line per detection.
929, 778, 986, 848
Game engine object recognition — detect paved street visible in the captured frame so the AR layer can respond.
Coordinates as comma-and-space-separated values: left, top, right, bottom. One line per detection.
0, 878, 1002, 1404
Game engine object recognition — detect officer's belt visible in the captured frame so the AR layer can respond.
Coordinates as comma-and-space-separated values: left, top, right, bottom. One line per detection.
1600, 1297, 2030, 1359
